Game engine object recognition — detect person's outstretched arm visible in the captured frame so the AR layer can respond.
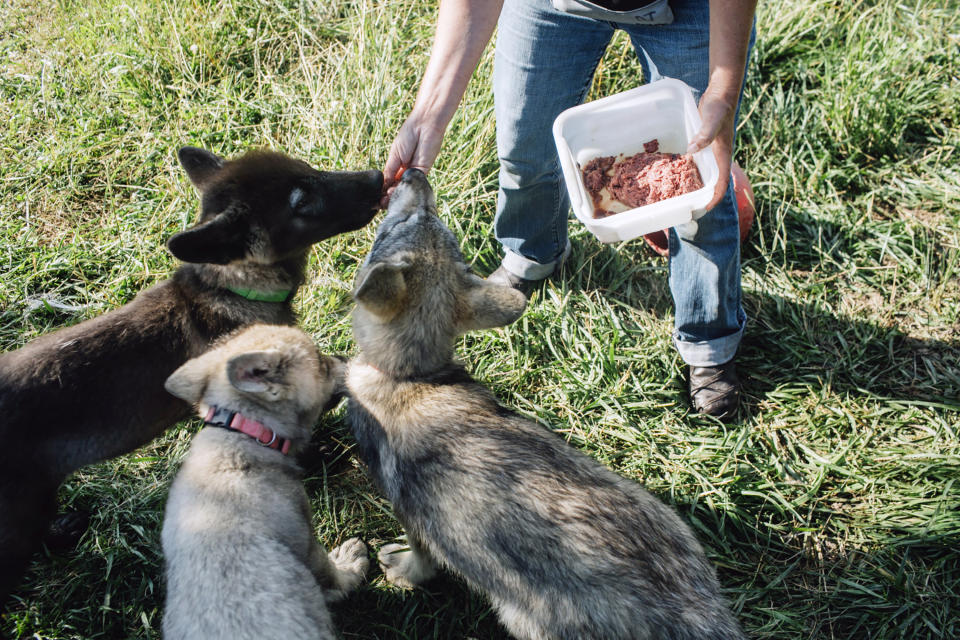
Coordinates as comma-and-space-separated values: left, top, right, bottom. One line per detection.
382, 0, 503, 203
688, 0, 757, 211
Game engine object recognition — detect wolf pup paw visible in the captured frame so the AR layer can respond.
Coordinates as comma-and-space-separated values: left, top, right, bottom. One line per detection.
44, 510, 91, 552
326, 537, 369, 600
377, 542, 437, 588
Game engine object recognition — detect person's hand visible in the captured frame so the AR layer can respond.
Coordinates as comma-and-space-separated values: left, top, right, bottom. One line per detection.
377, 0, 503, 209
380, 113, 447, 209
687, 84, 738, 212
689, 0, 756, 213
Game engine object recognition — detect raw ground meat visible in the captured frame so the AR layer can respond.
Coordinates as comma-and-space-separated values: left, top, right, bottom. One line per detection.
581, 155, 614, 196
580, 139, 704, 219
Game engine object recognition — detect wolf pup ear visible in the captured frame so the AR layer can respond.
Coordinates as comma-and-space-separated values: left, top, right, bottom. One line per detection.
353, 261, 409, 319
461, 280, 528, 331
178, 147, 224, 189
165, 356, 215, 405
166, 213, 248, 264
226, 350, 286, 399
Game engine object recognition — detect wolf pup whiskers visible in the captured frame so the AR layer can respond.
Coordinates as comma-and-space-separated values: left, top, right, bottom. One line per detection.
0, 147, 382, 601
162, 324, 368, 640
346, 169, 745, 640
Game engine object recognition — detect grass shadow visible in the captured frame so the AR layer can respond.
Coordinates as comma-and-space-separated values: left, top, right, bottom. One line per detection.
672, 487, 960, 640
333, 572, 507, 640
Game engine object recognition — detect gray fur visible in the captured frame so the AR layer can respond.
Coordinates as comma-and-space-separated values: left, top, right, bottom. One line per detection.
162, 324, 368, 640
347, 170, 745, 640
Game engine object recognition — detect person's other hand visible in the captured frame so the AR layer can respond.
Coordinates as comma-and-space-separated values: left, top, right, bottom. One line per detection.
686, 85, 738, 212
381, 113, 446, 209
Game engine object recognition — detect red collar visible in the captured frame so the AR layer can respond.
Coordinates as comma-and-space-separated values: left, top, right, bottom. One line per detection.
204, 406, 292, 455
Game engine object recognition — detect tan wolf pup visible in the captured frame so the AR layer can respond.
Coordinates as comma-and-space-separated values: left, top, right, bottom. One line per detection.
162, 324, 368, 640
346, 169, 745, 640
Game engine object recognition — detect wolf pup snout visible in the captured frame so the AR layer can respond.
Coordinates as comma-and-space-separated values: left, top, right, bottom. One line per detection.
397, 166, 429, 188
375, 167, 437, 230
347, 173, 745, 640
162, 324, 368, 640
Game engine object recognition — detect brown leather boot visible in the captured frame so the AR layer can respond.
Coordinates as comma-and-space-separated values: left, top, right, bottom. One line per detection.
486, 264, 540, 298
689, 360, 740, 419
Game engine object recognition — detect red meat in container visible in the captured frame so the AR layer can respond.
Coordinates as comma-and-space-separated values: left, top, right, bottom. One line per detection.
580, 140, 703, 219
579, 140, 755, 255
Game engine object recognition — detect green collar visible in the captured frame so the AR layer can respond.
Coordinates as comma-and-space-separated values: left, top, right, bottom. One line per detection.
226, 285, 294, 303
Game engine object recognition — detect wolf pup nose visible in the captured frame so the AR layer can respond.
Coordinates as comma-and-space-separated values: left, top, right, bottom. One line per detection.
347, 172, 745, 640
376, 166, 437, 230
162, 324, 368, 640
397, 166, 428, 186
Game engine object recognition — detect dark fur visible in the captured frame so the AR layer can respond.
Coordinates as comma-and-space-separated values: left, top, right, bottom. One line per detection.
347, 170, 745, 640
0, 147, 382, 601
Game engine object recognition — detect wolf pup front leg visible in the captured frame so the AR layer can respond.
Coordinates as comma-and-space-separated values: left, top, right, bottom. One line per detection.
377, 535, 438, 589
314, 537, 371, 602
347, 169, 745, 640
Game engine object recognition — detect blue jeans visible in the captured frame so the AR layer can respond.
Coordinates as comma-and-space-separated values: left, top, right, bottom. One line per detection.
493, 0, 749, 367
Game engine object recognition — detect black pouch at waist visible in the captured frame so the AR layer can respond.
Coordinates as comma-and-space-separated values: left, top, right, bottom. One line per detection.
551, 0, 674, 25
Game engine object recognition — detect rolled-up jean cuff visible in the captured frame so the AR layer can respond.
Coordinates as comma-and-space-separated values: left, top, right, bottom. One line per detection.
501, 240, 572, 280
673, 322, 745, 368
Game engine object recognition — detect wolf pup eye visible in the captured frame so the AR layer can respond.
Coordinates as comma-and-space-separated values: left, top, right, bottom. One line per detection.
289, 186, 324, 217
288, 187, 305, 209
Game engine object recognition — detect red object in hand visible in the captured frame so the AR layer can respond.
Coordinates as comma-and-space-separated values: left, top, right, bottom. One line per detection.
380, 165, 407, 206
642, 161, 755, 257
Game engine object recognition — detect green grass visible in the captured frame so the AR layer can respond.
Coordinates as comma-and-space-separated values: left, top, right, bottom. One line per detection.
2, 0, 958, 638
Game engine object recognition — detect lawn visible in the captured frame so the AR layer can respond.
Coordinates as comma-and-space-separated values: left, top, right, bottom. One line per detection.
1, 0, 958, 638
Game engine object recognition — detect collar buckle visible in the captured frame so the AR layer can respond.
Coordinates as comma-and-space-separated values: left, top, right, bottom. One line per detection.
203, 405, 291, 455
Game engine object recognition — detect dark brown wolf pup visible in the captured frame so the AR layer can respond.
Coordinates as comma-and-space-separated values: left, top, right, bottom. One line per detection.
347, 169, 745, 640
0, 147, 382, 602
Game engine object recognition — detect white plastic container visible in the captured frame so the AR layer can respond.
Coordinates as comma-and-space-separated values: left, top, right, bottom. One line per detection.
552, 78, 719, 244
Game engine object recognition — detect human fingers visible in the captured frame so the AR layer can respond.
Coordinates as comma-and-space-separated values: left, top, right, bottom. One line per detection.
381, 124, 421, 208
689, 93, 737, 211
687, 93, 733, 155
384, 127, 419, 188
706, 139, 732, 212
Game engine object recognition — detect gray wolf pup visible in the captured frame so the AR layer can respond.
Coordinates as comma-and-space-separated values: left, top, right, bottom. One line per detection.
162, 324, 369, 640
0, 147, 382, 601
346, 169, 745, 640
